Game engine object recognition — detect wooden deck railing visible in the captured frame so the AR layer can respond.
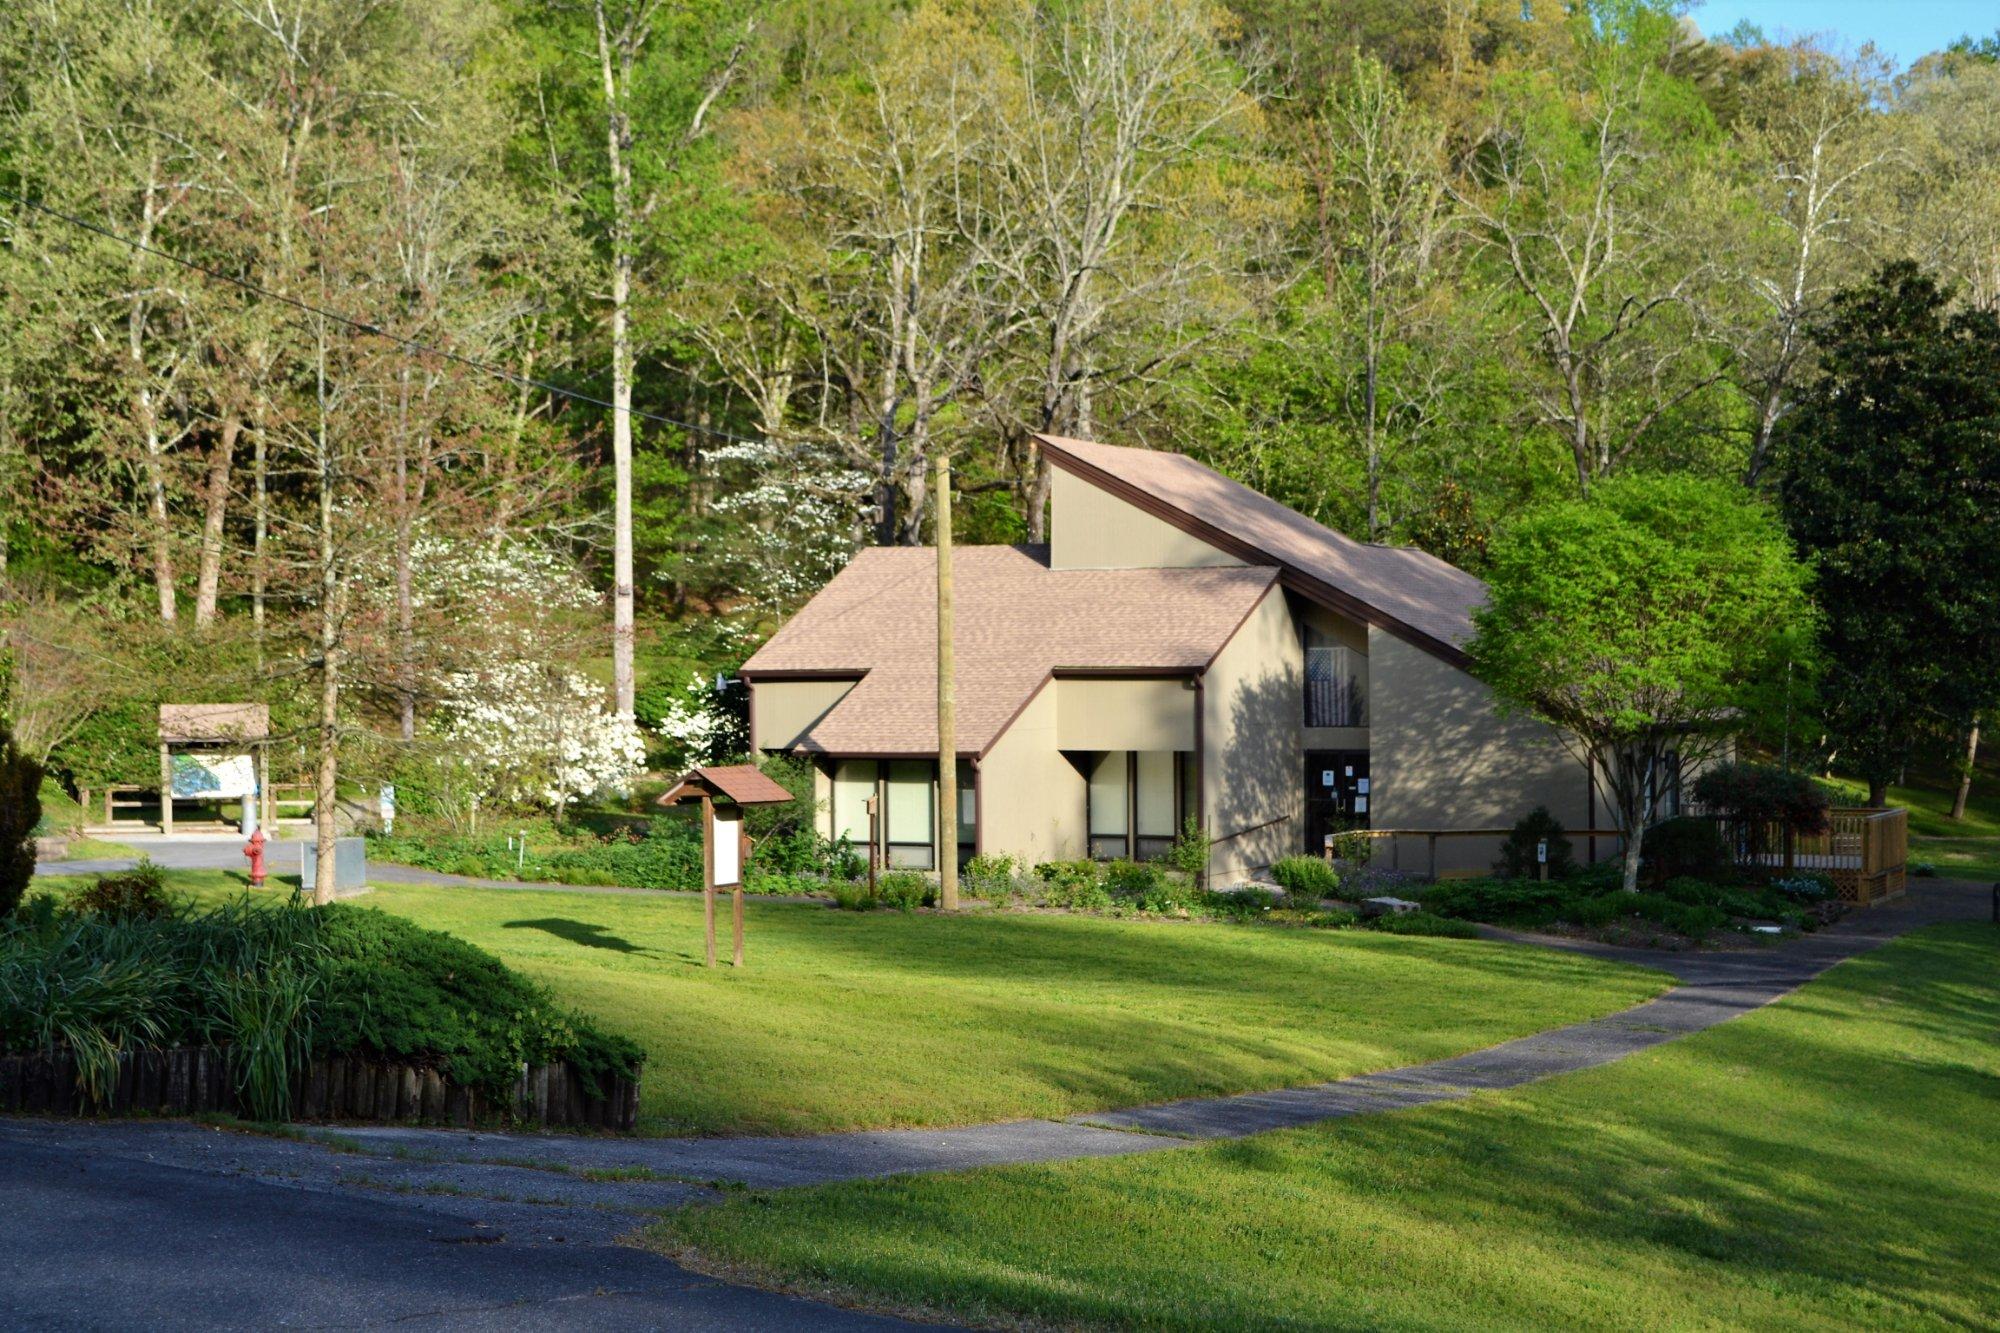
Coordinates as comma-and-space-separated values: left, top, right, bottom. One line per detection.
1715, 806, 1907, 905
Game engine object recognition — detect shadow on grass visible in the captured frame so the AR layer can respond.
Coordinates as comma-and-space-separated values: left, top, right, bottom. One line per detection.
502, 917, 650, 954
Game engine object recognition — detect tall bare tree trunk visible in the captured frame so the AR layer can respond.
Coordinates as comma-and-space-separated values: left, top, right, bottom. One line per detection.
192, 414, 239, 627
597, 1, 639, 720
1951, 716, 1980, 821
251, 420, 267, 662
935, 453, 957, 911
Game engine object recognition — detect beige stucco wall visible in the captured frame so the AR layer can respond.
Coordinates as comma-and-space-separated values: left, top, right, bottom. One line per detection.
1365, 627, 1594, 875
752, 678, 856, 752
977, 679, 1086, 865
1049, 466, 1245, 570
1054, 678, 1197, 751
1202, 585, 1303, 883
812, 762, 834, 841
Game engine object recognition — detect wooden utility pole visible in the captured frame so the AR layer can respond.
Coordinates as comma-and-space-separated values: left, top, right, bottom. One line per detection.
936, 453, 959, 911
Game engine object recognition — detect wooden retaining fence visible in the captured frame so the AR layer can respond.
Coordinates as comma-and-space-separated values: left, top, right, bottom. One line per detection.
0, 1047, 640, 1131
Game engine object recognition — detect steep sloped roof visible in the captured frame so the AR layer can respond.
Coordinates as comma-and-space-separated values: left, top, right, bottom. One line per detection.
1038, 434, 1486, 660
741, 545, 1278, 756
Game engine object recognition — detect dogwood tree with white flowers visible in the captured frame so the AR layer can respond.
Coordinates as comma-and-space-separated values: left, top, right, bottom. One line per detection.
650, 672, 747, 772
435, 661, 647, 818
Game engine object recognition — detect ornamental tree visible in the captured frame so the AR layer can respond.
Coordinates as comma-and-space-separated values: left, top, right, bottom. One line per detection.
1777, 262, 2000, 805
433, 661, 647, 823
1469, 474, 1814, 893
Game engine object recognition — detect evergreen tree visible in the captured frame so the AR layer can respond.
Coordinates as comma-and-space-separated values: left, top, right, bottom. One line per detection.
1778, 262, 2000, 803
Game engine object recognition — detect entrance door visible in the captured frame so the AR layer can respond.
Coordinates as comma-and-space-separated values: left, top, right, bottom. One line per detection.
1304, 751, 1370, 855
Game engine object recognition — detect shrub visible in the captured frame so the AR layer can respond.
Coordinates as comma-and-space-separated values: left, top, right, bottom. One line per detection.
1197, 887, 1276, 921
963, 853, 1020, 900
1692, 761, 1833, 842
1494, 806, 1576, 879
1104, 860, 1196, 913
1163, 817, 1210, 878
1366, 910, 1479, 938
1771, 874, 1833, 901
0, 895, 644, 1117
829, 880, 877, 911
1911, 861, 1938, 878
1307, 907, 1360, 929
1325, 828, 1375, 868
73, 861, 173, 920
0, 716, 41, 917
314, 905, 642, 1099
1641, 816, 1730, 887
1269, 855, 1340, 905
1421, 877, 1574, 924
1035, 861, 1112, 911
875, 871, 936, 911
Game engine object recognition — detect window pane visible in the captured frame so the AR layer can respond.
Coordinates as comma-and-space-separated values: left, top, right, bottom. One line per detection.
886, 760, 933, 844
1306, 645, 1366, 727
833, 761, 876, 846
1088, 752, 1128, 836
1136, 750, 1175, 839
956, 760, 977, 837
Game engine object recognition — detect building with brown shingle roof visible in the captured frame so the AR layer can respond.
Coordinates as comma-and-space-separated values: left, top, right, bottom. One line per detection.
743, 436, 1600, 883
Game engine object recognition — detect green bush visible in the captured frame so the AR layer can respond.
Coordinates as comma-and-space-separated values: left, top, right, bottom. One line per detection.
1641, 817, 1731, 887
1691, 761, 1833, 839
1196, 887, 1276, 921
1421, 877, 1578, 925
72, 860, 173, 920
1269, 855, 1340, 904
1324, 828, 1375, 867
963, 853, 1020, 901
1036, 861, 1112, 911
1307, 907, 1360, 929
0, 888, 643, 1116
1770, 874, 1833, 901
1494, 806, 1576, 879
1104, 860, 1196, 913
1365, 910, 1479, 939
829, 880, 877, 911
0, 716, 42, 917
875, 871, 936, 911
1163, 817, 1210, 878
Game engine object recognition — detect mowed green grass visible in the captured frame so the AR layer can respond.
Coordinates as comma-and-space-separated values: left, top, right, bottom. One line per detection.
658, 923, 2000, 1330
35, 870, 1665, 1136
360, 883, 1668, 1136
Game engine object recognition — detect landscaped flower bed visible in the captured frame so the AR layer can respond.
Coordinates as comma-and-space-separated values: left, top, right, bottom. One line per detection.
1, 866, 644, 1126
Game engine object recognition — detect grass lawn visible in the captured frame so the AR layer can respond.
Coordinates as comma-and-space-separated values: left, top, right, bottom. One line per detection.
1825, 748, 2000, 884
32, 870, 1666, 1137
657, 922, 2000, 1330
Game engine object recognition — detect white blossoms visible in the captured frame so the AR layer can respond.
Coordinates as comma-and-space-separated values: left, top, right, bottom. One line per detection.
437, 661, 647, 810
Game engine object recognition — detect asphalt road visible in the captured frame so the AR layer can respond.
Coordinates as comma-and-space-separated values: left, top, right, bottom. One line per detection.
0, 1126, 917, 1330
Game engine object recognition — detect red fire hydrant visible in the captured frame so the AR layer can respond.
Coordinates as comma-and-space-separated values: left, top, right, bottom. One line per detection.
243, 826, 268, 889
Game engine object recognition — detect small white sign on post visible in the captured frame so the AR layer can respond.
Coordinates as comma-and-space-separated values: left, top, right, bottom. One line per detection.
713, 809, 743, 887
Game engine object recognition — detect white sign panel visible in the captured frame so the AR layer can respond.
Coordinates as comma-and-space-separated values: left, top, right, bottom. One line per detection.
1321, 770, 1335, 787
1356, 777, 1370, 795
712, 811, 743, 887
1354, 796, 1369, 815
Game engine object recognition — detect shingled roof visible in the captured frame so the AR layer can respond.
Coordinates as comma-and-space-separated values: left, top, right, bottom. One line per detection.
1039, 434, 1486, 659
741, 545, 1278, 756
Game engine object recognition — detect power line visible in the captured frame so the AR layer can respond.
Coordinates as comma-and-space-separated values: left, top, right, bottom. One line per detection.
0, 185, 777, 450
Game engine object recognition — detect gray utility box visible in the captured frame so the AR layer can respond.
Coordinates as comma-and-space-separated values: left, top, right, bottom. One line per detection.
299, 837, 368, 893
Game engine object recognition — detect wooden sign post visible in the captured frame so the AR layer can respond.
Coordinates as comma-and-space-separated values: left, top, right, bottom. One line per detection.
658, 765, 795, 968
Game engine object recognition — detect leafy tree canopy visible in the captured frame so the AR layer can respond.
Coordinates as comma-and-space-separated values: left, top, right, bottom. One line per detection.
1777, 261, 2000, 802
1470, 472, 1814, 888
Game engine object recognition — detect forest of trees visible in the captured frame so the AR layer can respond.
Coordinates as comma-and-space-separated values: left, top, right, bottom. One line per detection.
2, 0, 1998, 815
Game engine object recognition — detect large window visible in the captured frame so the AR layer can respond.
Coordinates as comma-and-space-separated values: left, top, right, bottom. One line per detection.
884, 759, 935, 869
827, 758, 977, 871
1304, 626, 1366, 728
1088, 750, 1193, 861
